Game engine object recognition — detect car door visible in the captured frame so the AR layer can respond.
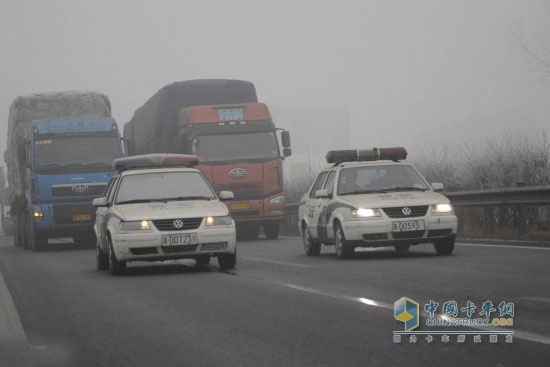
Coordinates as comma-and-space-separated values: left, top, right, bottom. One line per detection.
315, 171, 336, 240
95, 176, 118, 249
306, 171, 328, 239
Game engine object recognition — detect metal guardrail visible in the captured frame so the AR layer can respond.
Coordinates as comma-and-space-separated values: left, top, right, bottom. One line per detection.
282, 185, 550, 235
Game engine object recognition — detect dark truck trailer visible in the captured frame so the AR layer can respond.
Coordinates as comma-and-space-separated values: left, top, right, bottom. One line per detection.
124, 79, 257, 155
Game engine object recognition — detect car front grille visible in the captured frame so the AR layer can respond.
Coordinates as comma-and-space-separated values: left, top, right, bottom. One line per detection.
383, 206, 429, 218
161, 245, 198, 254
130, 247, 158, 255
427, 229, 453, 237
392, 231, 425, 239
201, 242, 227, 251
152, 218, 203, 231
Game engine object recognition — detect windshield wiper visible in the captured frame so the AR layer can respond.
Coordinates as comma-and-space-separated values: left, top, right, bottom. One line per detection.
164, 196, 212, 201
116, 199, 167, 205
35, 163, 67, 170
341, 189, 388, 195
383, 186, 427, 192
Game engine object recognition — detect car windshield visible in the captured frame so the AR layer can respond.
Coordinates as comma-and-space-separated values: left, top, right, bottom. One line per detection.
337, 165, 430, 195
34, 136, 121, 173
193, 132, 280, 162
115, 171, 216, 204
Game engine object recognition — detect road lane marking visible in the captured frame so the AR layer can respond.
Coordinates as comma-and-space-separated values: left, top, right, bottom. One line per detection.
521, 296, 550, 304
457, 243, 550, 250
242, 257, 314, 268
0, 269, 28, 344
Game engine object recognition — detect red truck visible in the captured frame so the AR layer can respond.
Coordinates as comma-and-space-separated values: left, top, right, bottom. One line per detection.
124, 80, 291, 240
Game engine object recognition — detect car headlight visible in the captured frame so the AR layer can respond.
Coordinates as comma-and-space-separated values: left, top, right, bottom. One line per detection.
33, 205, 44, 221
119, 220, 150, 230
351, 208, 381, 218
205, 215, 233, 227
432, 204, 453, 214
269, 194, 285, 204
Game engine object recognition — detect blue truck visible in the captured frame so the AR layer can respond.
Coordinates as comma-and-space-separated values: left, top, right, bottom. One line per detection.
5, 92, 123, 250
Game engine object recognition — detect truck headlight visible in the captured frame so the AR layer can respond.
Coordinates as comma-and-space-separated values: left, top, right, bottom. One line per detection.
268, 194, 285, 204
205, 215, 233, 227
33, 206, 44, 221
432, 204, 453, 214
119, 220, 150, 230
351, 208, 381, 218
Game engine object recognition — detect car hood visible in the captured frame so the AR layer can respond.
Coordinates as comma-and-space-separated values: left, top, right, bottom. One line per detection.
113, 200, 229, 221
338, 191, 450, 208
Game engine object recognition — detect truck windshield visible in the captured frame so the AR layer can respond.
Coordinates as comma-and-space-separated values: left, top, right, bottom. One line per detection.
115, 171, 216, 204
193, 132, 279, 162
34, 136, 121, 173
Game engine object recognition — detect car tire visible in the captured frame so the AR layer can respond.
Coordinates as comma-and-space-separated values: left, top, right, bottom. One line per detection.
394, 243, 411, 254
335, 223, 354, 259
302, 224, 321, 256
434, 237, 455, 255
218, 248, 237, 270
109, 240, 126, 275
96, 240, 109, 271
195, 255, 211, 266
264, 221, 280, 240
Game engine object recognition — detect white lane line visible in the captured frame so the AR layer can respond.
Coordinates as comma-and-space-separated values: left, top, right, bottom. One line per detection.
242, 257, 314, 268
0, 269, 28, 344
457, 243, 550, 250
278, 282, 550, 345
521, 296, 550, 304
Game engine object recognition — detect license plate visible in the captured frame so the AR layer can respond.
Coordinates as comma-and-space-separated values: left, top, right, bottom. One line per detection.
73, 213, 92, 222
392, 220, 424, 232
231, 202, 249, 210
162, 233, 197, 246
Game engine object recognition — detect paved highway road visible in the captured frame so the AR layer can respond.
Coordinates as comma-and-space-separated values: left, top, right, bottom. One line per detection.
1, 233, 549, 367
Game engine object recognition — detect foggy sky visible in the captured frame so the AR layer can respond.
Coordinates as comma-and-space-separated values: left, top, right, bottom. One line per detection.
1, 0, 548, 161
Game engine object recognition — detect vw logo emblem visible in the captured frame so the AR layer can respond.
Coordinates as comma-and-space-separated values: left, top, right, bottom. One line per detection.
173, 219, 184, 229
72, 184, 89, 194
229, 168, 247, 179
402, 207, 412, 216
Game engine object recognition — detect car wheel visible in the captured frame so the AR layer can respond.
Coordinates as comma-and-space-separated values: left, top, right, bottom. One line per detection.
302, 224, 321, 256
218, 248, 237, 270
96, 240, 109, 271
264, 221, 280, 239
394, 243, 411, 254
335, 223, 354, 259
434, 237, 455, 255
109, 240, 126, 275
195, 255, 211, 266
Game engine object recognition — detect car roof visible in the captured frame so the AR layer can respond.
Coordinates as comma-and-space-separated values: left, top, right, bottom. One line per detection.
119, 167, 200, 176
321, 160, 412, 172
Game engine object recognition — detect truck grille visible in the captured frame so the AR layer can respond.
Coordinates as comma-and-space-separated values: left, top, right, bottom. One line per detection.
383, 206, 428, 218
53, 203, 95, 224
215, 183, 263, 200
152, 218, 203, 231
51, 183, 107, 197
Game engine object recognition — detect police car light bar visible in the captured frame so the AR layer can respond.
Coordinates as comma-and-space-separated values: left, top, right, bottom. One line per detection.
326, 147, 407, 164
114, 154, 200, 171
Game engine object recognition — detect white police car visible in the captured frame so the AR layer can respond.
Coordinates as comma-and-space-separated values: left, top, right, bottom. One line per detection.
93, 154, 237, 275
298, 148, 457, 259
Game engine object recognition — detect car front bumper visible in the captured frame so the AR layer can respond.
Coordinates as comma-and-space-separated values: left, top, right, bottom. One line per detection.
111, 227, 236, 261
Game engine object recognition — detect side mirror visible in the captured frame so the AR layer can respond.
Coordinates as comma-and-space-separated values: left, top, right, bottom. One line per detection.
93, 197, 108, 207
315, 189, 330, 198
431, 183, 444, 191
283, 147, 292, 157
281, 130, 291, 148
219, 191, 234, 201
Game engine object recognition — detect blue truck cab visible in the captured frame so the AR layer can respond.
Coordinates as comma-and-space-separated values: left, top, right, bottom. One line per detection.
21, 117, 123, 250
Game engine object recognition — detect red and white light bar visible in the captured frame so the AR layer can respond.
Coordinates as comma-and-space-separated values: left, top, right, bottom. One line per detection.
326, 147, 408, 164
114, 154, 199, 171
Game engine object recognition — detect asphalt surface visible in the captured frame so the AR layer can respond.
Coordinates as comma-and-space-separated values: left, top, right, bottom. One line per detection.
0, 233, 549, 367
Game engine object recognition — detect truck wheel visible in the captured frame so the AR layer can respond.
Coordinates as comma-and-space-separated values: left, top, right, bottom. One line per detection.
218, 248, 236, 270
237, 224, 259, 241
21, 214, 30, 250
13, 217, 23, 248
109, 240, 126, 275
96, 240, 109, 271
394, 243, 411, 254
302, 224, 321, 256
434, 237, 455, 255
29, 227, 47, 252
335, 223, 354, 259
264, 221, 280, 239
